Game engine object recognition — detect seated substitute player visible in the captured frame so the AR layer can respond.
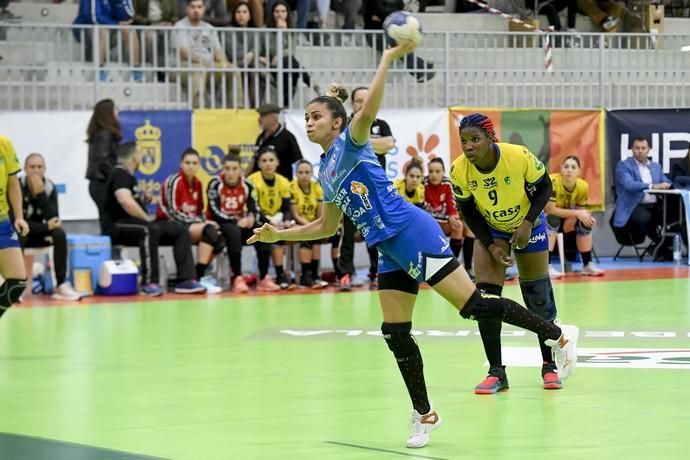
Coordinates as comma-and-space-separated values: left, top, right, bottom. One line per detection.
394, 161, 425, 208
449, 113, 568, 393
423, 157, 471, 265
545, 155, 604, 278
20, 153, 82, 301
157, 148, 225, 294
289, 159, 333, 289
206, 153, 267, 294
246, 147, 295, 290
247, 39, 579, 449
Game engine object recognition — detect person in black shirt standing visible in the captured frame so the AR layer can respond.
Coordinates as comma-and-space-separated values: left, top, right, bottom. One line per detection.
338, 86, 395, 291
102, 143, 206, 296
20, 153, 82, 301
252, 103, 303, 180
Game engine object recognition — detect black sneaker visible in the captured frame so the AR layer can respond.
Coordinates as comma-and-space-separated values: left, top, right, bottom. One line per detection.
299, 272, 315, 289
276, 273, 296, 290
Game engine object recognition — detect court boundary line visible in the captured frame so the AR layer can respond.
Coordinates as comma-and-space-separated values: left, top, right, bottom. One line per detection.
324, 440, 450, 460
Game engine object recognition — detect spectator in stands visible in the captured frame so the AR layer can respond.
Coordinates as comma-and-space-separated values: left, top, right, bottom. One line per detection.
176, 0, 230, 25
577, 0, 622, 32
394, 161, 425, 208
526, 0, 578, 36
331, 0, 362, 30
226, 0, 263, 106
670, 146, 690, 189
157, 148, 225, 294
133, 0, 179, 67
424, 158, 471, 268
545, 155, 604, 278
613, 136, 672, 257
207, 153, 266, 293
0, 0, 21, 23
246, 148, 295, 290
20, 154, 82, 301
227, 0, 264, 27
362, 0, 434, 83
336, 86, 394, 292
262, 1, 320, 107
85, 99, 121, 231
252, 103, 303, 180
173, 0, 243, 108
73, 0, 143, 82
0, 136, 27, 320
103, 142, 206, 296
289, 160, 330, 288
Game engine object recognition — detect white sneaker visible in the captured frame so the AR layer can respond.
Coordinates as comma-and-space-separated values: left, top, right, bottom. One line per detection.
582, 262, 605, 276
406, 403, 442, 448
545, 324, 579, 380
548, 264, 564, 279
51, 282, 83, 301
199, 276, 222, 295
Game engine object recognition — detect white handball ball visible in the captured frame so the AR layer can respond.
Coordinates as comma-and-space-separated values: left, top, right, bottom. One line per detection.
383, 10, 423, 46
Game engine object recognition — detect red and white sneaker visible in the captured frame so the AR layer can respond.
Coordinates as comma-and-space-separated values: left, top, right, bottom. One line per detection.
406, 402, 442, 448
542, 364, 563, 389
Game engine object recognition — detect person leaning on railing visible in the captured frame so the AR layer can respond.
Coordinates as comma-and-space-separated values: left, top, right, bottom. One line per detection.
172, 0, 244, 108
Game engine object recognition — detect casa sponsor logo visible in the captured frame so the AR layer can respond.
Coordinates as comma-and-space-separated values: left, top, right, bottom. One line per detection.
487, 204, 521, 222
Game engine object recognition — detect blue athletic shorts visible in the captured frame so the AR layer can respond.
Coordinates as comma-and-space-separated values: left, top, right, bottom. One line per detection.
376, 206, 455, 282
0, 219, 21, 250
489, 214, 548, 254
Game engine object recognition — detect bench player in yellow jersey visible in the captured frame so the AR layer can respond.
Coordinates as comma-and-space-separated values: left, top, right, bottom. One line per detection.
449, 113, 569, 393
0, 136, 29, 319
545, 155, 604, 278
393, 161, 425, 207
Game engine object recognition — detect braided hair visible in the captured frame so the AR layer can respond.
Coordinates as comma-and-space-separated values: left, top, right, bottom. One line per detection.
459, 113, 498, 143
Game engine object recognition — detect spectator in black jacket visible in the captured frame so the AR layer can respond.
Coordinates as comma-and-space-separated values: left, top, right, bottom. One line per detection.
252, 103, 303, 180
671, 147, 690, 189
21, 153, 82, 301
85, 99, 121, 231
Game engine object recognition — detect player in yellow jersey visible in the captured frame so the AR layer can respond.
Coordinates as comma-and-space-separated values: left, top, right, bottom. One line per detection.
0, 136, 28, 319
449, 113, 566, 393
290, 160, 335, 289
545, 155, 604, 278
246, 148, 295, 291
394, 161, 425, 207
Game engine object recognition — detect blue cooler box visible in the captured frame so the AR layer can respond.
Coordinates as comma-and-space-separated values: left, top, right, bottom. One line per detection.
98, 260, 139, 295
67, 234, 112, 295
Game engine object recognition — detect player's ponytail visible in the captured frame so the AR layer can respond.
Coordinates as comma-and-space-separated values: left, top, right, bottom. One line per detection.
307, 83, 349, 133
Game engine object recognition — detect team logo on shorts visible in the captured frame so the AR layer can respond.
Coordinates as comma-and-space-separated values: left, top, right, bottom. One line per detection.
407, 261, 422, 279
350, 181, 372, 209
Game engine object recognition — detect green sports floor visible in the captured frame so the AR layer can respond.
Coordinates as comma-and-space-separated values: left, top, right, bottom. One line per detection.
1, 265, 689, 460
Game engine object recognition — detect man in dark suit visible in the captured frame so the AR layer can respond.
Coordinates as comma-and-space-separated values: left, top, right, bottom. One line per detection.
613, 136, 671, 256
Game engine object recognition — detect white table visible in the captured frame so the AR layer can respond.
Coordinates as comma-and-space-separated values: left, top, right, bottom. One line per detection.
647, 189, 690, 265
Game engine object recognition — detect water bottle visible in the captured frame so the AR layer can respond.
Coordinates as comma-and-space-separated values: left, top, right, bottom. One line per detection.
159, 255, 168, 292
672, 234, 682, 264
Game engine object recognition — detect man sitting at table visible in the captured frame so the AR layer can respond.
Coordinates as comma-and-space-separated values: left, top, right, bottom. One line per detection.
613, 136, 673, 259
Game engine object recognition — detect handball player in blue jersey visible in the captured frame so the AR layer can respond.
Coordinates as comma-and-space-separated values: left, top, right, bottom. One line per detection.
248, 41, 579, 449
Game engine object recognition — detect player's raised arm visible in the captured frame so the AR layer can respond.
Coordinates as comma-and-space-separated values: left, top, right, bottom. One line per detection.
349, 40, 418, 146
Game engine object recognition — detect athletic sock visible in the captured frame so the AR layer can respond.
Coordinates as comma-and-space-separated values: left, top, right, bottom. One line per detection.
196, 263, 209, 280
300, 262, 311, 277
311, 259, 320, 277
275, 265, 284, 278
581, 251, 592, 266
450, 238, 463, 258
331, 257, 341, 278
478, 320, 503, 368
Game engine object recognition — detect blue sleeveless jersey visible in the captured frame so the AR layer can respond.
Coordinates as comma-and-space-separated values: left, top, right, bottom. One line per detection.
318, 127, 414, 246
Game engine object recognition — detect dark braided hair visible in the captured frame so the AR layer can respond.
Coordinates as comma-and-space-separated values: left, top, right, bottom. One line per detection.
459, 113, 498, 142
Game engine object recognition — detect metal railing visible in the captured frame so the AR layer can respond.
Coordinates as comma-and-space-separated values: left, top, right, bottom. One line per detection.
1, 24, 689, 110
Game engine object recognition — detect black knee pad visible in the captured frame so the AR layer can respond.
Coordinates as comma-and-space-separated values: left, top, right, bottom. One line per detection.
476, 282, 503, 297
201, 224, 225, 254
381, 322, 419, 361
460, 290, 503, 321
546, 214, 561, 231
378, 270, 419, 294
519, 275, 557, 321
0, 279, 27, 307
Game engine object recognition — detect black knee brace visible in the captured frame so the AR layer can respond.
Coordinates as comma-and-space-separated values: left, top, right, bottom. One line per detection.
381, 322, 420, 362
202, 224, 226, 254
460, 290, 504, 321
519, 275, 557, 321
476, 282, 503, 297
0, 279, 27, 308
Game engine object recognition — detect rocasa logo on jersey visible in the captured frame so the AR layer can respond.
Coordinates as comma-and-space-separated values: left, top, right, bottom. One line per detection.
350, 181, 372, 209
483, 177, 498, 189
487, 204, 521, 222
